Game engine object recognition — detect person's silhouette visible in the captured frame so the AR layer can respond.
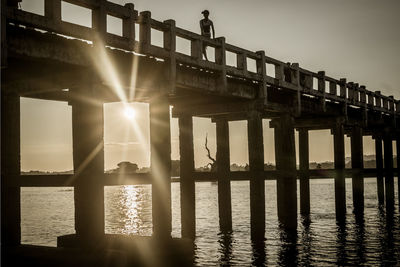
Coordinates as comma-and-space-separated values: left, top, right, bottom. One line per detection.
200, 10, 215, 61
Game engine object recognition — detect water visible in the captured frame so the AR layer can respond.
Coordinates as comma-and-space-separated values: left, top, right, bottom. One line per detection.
21, 178, 400, 266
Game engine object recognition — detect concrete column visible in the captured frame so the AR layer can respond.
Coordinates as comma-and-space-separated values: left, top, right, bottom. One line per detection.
178, 114, 195, 239
1, 92, 21, 246
350, 126, 364, 213
247, 111, 265, 240
274, 114, 297, 230
397, 135, 400, 207
216, 119, 232, 233
333, 123, 346, 220
72, 87, 105, 242
299, 129, 310, 215
383, 133, 394, 210
150, 94, 172, 238
375, 137, 385, 205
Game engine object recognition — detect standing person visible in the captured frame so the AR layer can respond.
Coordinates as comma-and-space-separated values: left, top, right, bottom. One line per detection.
200, 10, 215, 61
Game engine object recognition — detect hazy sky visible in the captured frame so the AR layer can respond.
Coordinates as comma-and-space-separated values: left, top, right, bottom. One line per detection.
18, 0, 400, 171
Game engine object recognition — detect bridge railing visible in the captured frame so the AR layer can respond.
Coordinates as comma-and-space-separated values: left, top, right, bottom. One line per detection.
4, 0, 399, 116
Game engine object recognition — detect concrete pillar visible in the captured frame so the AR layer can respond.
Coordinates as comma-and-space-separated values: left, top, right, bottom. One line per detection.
397, 135, 400, 207
350, 126, 364, 213
375, 137, 385, 205
150, 94, 172, 238
178, 114, 195, 239
1, 92, 21, 246
333, 123, 346, 220
71, 87, 105, 242
247, 111, 265, 240
383, 133, 394, 210
216, 119, 232, 233
274, 114, 297, 230
298, 129, 310, 215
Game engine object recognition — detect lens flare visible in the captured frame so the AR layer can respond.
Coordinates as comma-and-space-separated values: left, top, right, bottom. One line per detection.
124, 106, 136, 120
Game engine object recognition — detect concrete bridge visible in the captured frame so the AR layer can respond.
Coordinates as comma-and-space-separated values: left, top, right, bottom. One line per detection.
2, 0, 400, 264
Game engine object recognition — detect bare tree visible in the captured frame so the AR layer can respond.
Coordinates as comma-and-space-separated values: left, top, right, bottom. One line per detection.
205, 133, 217, 172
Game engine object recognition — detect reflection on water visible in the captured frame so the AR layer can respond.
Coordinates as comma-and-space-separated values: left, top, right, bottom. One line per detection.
21, 179, 400, 266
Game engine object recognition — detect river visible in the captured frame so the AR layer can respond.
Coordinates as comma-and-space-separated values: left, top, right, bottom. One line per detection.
21, 178, 400, 266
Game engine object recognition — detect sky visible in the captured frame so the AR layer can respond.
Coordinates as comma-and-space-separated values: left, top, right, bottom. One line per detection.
18, 0, 400, 171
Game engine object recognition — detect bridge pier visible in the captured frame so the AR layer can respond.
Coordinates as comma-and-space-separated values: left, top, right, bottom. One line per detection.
351, 126, 364, 213
397, 135, 400, 208
71, 86, 105, 244
247, 110, 265, 240
216, 118, 232, 233
274, 114, 297, 230
333, 123, 346, 220
150, 93, 172, 238
1, 92, 21, 247
383, 132, 394, 211
178, 114, 196, 239
298, 128, 310, 215
375, 136, 385, 205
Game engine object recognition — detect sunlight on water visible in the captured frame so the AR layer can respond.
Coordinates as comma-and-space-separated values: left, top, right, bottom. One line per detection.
21, 179, 400, 266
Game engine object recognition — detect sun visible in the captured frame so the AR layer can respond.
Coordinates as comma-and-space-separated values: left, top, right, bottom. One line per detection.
124, 106, 136, 120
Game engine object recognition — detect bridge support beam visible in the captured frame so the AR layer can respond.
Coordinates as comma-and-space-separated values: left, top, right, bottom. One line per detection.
178, 114, 196, 239
150, 93, 172, 238
333, 123, 346, 220
274, 114, 297, 230
351, 126, 364, 214
216, 118, 232, 233
248, 111, 265, 240
71, 87, 105, 244
1, 92, 21, 247
375, 137, 385, 205
383, 133, 394, 211
299, 129, 310, 215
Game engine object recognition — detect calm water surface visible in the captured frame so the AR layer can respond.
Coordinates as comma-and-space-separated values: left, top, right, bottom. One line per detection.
21, 179, 400, 266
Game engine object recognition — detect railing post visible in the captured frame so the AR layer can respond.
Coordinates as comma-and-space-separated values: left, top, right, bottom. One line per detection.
164, 19, 177, 95
215, 37, 227, 94
237, 52, 247, 74
383, 97, 389, 111
291, 63, 301, 115
318, 71, 326, 111
340, 78, 348, 120
45, 0, 61, 24
348, 82, 354, 103
329, 81, 336, 95
139, 11, 151, 53
123, 3, 137, 49
353, 83, 360, 104
191, 39, 202, 61
275, 63, 285, 82
92, 0, 107, 46
256, 51, 267, 104
375, 91, 382, 108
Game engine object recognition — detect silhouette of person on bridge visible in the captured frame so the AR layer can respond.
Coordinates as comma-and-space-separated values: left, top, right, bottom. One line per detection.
200, 10, 215, 61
